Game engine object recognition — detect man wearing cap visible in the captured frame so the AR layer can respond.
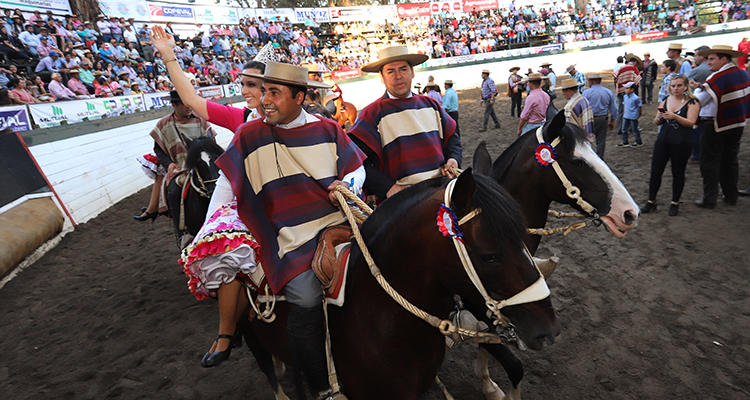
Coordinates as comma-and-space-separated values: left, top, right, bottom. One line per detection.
517, 72, 550, 136
508, 66, 524, 118
348, 45, 460, 201
19, 24, 41, 57
583, 72, 617, 158
560, 78, 594, 137
36, 35, 57, 58
614, 54, 641, 137
565, 64, 587, 94
443, 79, 460, 137
35, 50, 63, 74
479, 69, 501, 131
667, 43, 692, 75
692, 45, 750, 208
641, 52, 657, 105
214, 62, 364, 400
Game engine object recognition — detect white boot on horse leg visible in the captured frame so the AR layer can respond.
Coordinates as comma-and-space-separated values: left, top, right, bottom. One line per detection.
475, 347, 506, 400
533, 256, 559, 279
273, 355, 286, 377
275, 383, 290, 400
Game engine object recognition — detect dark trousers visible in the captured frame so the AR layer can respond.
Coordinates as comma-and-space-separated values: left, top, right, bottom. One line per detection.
166, 178, 183, 238
616, 92, 624, 134
448, 110, 460, 138
510, 91, 522, 117
641, 82, 654, 104
699, 124, 743, 204
593, 115, 609, 159
691, 125, 702, 161
648, 139, 692, 203
483, 99, 500, 128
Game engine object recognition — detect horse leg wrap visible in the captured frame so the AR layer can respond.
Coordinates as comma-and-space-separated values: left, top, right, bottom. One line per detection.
288, 303, 330, 397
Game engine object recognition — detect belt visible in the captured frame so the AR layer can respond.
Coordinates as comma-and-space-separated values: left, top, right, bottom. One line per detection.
697, 117, 714, 125
593, 115, 609, 118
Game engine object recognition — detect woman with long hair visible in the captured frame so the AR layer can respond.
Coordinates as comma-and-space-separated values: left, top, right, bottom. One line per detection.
8, 77, 39, 104
0, 25, 31, 61
642, 74, 700, 216
28, 75, 55, 102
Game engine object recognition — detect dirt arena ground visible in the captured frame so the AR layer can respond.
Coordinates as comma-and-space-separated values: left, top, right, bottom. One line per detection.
1, 77, 749, 400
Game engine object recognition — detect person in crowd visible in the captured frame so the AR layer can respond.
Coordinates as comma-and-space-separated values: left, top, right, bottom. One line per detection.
423, 82, 443, 107
641, 51, 657, 105
565, 64, 587, 93
67, 69, 90, 97
8, 77, 38, 104
28, 75, 54, 102
583, 72, 617, 158
540, 61, 557, 97
443, 79, 459, 137
738, 37, 748, 71
618, 82, 643, 148
560, 77, 594, 137
693, 45, 750, 208
642, 74, 700, 216
95, 76, 120, 97
686, 45, 713, 164
349, 45, 459, 202
0, 88, 12, 106
508, 66, 524, 118
96, 14, 111, 43
658, 59, 679, 102
517, 72, 550, 136
18, 24, 41, 57
110, 16, 122, 43
614, 53, 641, 135
48, 72, 77, 101
0, 25, 31, 60
479, 68, 501, 131
117, 71, 132, 95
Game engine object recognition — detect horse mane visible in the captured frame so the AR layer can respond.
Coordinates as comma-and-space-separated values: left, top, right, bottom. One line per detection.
184, 136, 225, 171
361, 174, 527, 255
491, 132, 533, 184
546, 121, 590, 157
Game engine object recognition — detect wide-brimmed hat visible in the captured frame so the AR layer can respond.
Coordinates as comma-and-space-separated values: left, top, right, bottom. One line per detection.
131, 81, 140, 86
93, 71, 104, 76
509, 66, 520, 72
69, 69, 80, 74
240, 61, 330, 89
540, 61, 552, 67
444, 79, 454, 85
643, 52, 650, 56
587, 72, 602, 79
696, 44, 745, 58
481, 69, 491, 74
424, 82, 439, 89
97, 14, 105, 18
565, 64, 576, 73
625, 53, 643, 69
527, 72, 545, 81
118, 71, 129, 76
361, 46, 429, 73
558, 78, 579, 90
668, 43, 683, 50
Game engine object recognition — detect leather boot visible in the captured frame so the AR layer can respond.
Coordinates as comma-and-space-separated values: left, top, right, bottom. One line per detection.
288, 303, 330, 398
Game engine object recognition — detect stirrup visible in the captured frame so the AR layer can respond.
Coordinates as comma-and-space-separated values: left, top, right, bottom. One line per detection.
316, 389, 348, 400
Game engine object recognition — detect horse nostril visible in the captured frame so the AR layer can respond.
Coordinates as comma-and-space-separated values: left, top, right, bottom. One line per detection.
623, 210, 637, 226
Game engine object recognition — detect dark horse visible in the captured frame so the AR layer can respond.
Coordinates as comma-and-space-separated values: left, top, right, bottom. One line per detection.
461, 111, 640, 399
239, 169, 560, 399
173, 135, 224, 238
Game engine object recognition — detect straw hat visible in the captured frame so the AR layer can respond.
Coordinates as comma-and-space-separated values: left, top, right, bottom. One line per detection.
69, 69, 80, 74
527, 72, 545, 81
565, 64, 576, 73
240, 61, 330, 89
482, 69, 491, 74
444, 79, 454, 85
587, 72, 602, 79
540, 61, 552, 67
558, 78, 579, 90
93, 71, 104, 76
625, 53, 643, 69
643, 52, 650, 56
668, 43, 683, 50
424, 82, 439, 89
509, 66, 520, 72
361, 46, 429, 73
696, 44, 745, 58
118, 71, 129, 76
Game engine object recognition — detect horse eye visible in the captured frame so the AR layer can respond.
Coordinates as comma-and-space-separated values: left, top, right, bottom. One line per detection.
480, 254, 500, 263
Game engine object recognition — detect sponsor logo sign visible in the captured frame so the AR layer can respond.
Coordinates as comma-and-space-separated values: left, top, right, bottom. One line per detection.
254, 8, 296, 22
28, 95, 147, 128
705, 19, 750, 32
563, 35, 631, 50
147, 2, 195, 22
332, 69, 363, 81
329, 5, 397, 22
631, 31, 668, 41
431, 1, 462, 14
0, 105, 32, 133
223, 83, 242, 97
0, 0, 72, 14
294, 8, 331, 23
397, 2, 432, 18
197, 86, 224, 99
462, 0, 498, 12
195, 6, 240, 25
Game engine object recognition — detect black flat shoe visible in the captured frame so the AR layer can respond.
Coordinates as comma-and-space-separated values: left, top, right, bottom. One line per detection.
641, 201, 657, 213
201, 334, 235, 368
694, 200, 716, 209
133, 211, 158, 222
668, 203, 679, 216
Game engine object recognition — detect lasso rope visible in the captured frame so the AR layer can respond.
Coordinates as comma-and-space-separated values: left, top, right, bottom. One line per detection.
333, 186, 509, 345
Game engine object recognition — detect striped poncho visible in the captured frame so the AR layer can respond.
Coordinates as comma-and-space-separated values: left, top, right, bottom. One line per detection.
564, 92, 595, 136
702, 64, 750, 133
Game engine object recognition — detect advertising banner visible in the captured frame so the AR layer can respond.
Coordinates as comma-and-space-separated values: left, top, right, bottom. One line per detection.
254, 8, 296, 22
705, 19, 750, 33
143, 92, 171, 109
194, 6, 240, 25
431, 1, 463, 14
0, 0, 72, 14
564, 35, 631, 50
294, 8, 331, 24
223, 83, 242, 98
98, 1, 150, 21
540, 43, 563, 52
462, 0, 498, 12
197, 86, 224, 99
332, 69, 362, 80
397, 2, 432, 18
147, 2, 195, 23
0, 105, 32, 133
239, 8, 255, 21
631, 31, 668, 41
28, 94, 146, 128
329, 5, 397, 22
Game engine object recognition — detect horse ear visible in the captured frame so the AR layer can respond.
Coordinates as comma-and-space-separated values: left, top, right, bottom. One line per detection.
545, 110, 567, 142
472, 141, 492, 177
179, 130, 193, 148
451, 167, 476, 213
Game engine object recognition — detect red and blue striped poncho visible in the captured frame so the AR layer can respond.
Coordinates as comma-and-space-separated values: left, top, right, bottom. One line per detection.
703, 64, 750, 132
215, 116, 365, 293
348, 93, 459, 199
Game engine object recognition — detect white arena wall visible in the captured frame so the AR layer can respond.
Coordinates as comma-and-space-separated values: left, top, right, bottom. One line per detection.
27, 29, 749, 228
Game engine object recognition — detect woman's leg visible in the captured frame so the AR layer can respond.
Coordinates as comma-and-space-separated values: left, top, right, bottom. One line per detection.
670, 141, 692, 203
148, 175, 163, 212
648, 139, 671, 202
211, 278, 245, 353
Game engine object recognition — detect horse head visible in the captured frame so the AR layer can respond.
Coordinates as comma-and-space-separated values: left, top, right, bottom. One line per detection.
437, 169, 561, 350
184, 136, 224, 198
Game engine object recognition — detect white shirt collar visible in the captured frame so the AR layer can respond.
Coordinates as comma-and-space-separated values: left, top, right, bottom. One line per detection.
386, 90, 413, 99
267, 108, 319, 129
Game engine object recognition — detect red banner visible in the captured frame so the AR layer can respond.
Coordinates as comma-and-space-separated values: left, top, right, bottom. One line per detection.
631, 31, 668, 41
431, 1, 462, 14
397, 2, 432, 17
462, 0, 498, 12
332, 69, 362, 81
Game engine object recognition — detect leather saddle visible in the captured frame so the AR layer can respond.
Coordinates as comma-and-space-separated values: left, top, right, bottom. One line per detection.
312, 225, 352, 296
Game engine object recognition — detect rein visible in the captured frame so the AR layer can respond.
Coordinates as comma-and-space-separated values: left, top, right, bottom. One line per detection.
333, 178, 549, 345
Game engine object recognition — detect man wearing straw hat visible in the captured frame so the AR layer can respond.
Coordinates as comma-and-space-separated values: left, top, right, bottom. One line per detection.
667, 42, 692, 75
565, 64, 586, 94
349, 45, 459, 201
214, 61, 365, 400
479, 68, 501, 131
692, 45, 750, 208
517, 72, 550, 136
560, 77, 594, 137
443, 79, 460, 137
508, 66, 524, 118
641, 51, 657, 105
583, 72, 617, 158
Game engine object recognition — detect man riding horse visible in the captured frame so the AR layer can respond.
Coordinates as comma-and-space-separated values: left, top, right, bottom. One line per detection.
348, 45, 461, 201
151, 90, 215, 248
